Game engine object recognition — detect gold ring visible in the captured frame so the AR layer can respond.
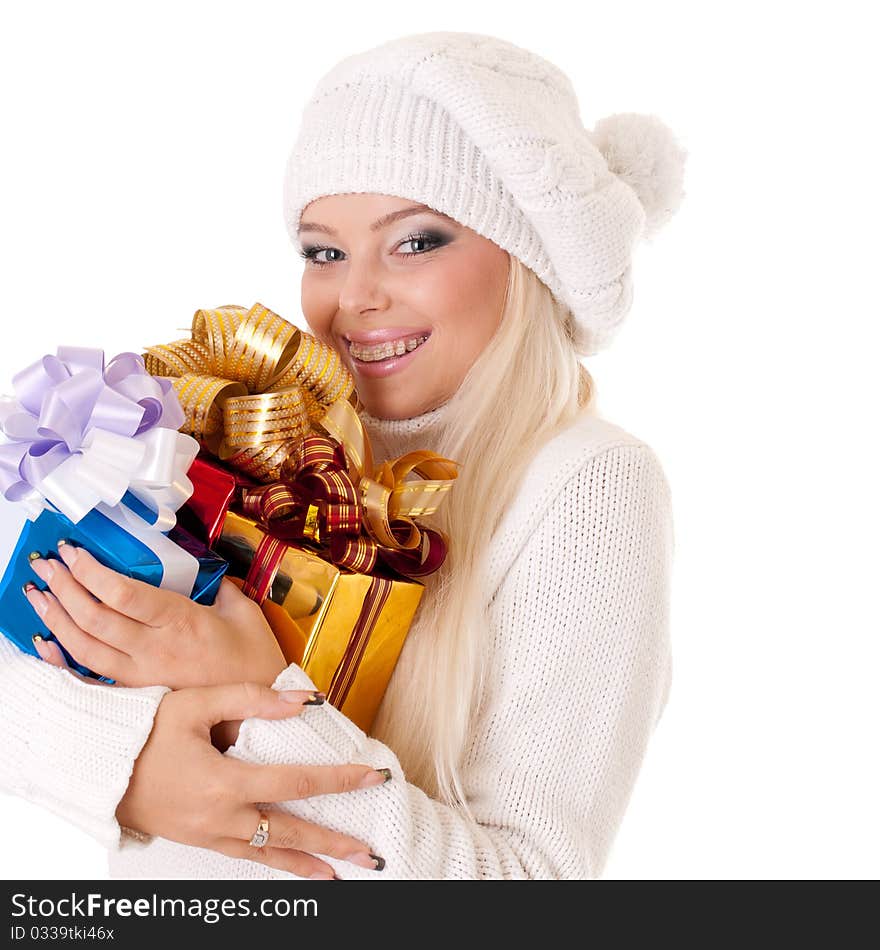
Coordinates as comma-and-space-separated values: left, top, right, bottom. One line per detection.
249, 813, 270, 848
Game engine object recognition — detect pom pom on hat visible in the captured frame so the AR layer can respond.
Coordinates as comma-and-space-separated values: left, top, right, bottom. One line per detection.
590, 112, 689, 243
284, 32, 688, 356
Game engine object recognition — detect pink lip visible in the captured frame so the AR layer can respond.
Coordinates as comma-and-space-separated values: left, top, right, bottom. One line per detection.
344, 327, 431, 345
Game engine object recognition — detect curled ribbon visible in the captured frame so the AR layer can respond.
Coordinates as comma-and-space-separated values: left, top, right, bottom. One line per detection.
0, 347, 198, 528
237, 398, 459, 595
144, 303, 356, 483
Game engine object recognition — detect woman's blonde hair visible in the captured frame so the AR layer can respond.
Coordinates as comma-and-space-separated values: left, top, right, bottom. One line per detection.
368, 254, 598, 823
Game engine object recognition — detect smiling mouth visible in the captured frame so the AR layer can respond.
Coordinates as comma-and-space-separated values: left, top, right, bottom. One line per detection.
346, 333, 432, 363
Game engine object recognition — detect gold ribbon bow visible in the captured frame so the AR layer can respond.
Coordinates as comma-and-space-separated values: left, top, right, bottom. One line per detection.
315, 398, 459, 558
239, 397, 458, 585
143, 303, 355, 482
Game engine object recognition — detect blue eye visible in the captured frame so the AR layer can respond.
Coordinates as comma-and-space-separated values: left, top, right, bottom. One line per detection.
298, 244, 342, 267
299, 231, 448, 268
398, 232, 444, 255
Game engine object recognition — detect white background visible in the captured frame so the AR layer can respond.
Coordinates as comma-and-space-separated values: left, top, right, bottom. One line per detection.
1, 1, 877, 880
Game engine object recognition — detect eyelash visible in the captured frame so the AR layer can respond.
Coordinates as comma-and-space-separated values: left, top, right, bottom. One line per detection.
298, 230, 447, 268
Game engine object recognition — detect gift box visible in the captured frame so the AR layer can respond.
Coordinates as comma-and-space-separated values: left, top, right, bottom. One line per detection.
0, 346, 227, 679
217, 510, 423, 733
0, 502, 226, 678
148, 303, 460, 732
175, 454, 240, 547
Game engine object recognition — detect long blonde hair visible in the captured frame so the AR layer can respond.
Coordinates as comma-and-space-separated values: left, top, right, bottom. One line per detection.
369, 254, 598, 822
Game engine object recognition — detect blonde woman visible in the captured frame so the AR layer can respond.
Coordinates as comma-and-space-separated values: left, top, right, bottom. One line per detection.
5, 31, 687, 879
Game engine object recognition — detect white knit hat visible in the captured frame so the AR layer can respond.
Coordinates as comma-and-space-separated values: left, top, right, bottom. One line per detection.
282, 31, 688, 356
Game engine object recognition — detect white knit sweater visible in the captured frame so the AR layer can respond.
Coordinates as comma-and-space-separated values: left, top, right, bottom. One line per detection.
0, 401, 674, 879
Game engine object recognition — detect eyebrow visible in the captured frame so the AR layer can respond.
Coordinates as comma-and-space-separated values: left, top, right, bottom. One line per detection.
297, 204, 455, 237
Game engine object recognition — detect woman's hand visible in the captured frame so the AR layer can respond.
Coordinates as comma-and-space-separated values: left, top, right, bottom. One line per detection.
25, 542, 288, 689
116, 682, 389, 879
30, 637, 251, 756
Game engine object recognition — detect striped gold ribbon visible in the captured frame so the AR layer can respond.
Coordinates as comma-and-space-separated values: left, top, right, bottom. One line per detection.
239, 398, 458, 588
325, 575, 393, 710
144, 303, 356, 482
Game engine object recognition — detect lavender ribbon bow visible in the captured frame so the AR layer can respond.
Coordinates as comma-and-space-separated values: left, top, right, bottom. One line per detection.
0, 347, 198, 528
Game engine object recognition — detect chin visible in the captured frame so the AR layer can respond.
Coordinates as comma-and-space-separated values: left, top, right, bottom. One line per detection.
357, 393, 419, 421
361, 404, 411, 421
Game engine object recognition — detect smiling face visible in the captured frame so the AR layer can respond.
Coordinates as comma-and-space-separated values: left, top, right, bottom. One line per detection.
297, 193, 510, 420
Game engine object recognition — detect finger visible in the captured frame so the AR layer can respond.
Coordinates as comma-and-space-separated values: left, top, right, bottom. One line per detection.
233, 760, 392, 803
213, 836, 339, 880
29, 554, 139, 653
24, 586, 132, 682
232, 808, 381, 871
56, 541, 182, 627
32, 635, 98, 685
32, 633, 70, 668
186, 681, 325, 731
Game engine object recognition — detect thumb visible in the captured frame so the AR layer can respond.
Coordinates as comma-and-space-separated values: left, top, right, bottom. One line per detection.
210, 576, 260, 619
213, 576, 245, 608
186, 681, 325, 731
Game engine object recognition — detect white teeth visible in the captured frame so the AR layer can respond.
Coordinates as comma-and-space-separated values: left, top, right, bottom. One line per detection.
350, 334, 429, 362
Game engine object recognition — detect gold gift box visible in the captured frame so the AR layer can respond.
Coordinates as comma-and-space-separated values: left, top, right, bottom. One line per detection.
216, 510, 423, 734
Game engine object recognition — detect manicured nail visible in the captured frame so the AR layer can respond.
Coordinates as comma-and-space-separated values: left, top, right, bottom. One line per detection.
344, 851, 385, 871
278, 689, 325, 705
29, 558, 54, 582
57, 541, 78, 564
22, 582, 37, 595
358, 768, 392, 789
28, 551, 42, 561
25, 587, 48, 617
32, 635, 50, 659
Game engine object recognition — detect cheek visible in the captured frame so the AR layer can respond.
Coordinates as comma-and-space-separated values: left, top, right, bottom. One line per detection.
410, 249, 506, 345
301, 278, 335, 345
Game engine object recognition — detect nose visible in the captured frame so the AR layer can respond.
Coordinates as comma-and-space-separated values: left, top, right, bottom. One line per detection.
337, 254, 391, 316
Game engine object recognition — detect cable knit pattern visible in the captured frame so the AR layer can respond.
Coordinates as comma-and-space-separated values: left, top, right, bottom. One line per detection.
0, 633, 169, 850
282, 32, 687, 356
107, 402, 674, 879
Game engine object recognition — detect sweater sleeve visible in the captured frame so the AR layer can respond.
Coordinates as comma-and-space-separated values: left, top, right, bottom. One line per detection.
0, 634, 170, 851
227, 443, 674, 879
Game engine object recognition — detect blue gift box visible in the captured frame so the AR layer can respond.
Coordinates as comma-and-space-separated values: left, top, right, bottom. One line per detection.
0, 500, 227, 680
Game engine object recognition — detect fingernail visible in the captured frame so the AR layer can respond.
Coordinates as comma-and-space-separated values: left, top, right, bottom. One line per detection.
57, 540, 78, 563
28, 551, 42, 561
26, 588, 48, 617
345, 851, 385, 871
358, 768, 392, 789
29, 558, 54, 582
22, 582, 37, 595
278, 689, 324, 705
32, 634, 43, 644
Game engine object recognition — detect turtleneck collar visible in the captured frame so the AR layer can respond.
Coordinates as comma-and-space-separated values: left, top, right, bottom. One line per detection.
357, 399, 453, 462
